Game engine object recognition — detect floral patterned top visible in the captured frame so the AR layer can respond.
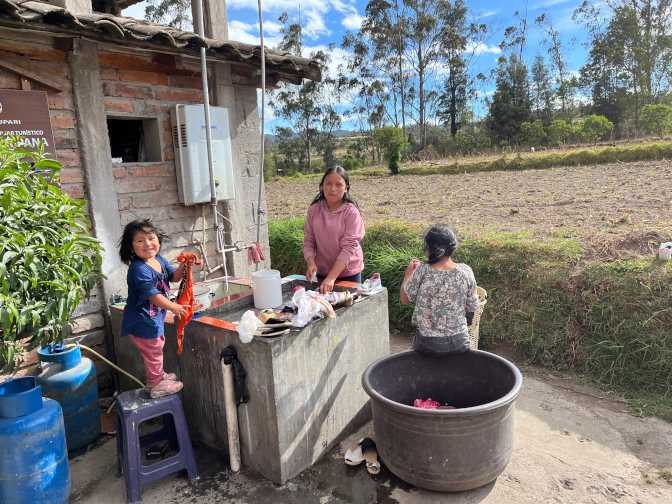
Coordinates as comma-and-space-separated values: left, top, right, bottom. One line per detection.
404, 262, 480, 338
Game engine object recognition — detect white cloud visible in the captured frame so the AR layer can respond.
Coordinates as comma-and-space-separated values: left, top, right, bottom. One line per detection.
342, 13, 364, 30
480, 10, 500, 18
466, 42, 502, 55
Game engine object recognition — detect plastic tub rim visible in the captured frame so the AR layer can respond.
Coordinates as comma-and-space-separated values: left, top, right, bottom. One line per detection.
362, 349, 523, 417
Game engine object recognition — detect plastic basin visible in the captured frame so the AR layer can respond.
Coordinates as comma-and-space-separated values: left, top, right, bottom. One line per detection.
362, 349, 522, 491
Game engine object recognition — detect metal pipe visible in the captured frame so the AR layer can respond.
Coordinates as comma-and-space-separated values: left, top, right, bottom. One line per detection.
255, 0, 266, 266
220, 360, 241, 472
195, 0, 220, 252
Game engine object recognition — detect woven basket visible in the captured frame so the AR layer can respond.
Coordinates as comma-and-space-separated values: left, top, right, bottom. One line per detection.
468, 287, 488, 350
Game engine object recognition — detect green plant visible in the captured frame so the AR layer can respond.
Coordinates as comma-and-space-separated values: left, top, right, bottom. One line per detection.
581, 114, 613, 144
641, 104, 672, 140
547, 119, 572, 146
521, 119, 547, 147
373, 126, 408, 174
0, 137, 104, 373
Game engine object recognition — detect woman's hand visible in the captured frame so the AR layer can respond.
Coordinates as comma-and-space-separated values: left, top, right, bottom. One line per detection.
169, 303, 190, 320
320, 276, 336, 294
306, 265, 318, 284
406, 259, 420, 276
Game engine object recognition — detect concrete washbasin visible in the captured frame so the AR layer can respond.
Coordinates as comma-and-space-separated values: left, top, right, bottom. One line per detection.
362, 349, 522, 492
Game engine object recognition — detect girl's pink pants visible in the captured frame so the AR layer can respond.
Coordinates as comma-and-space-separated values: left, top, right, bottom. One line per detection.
129, 334, 165, 387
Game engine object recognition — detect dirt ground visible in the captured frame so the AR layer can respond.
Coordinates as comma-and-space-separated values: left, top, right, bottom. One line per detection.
265, 160, 672, 261
70, 332, 672, 504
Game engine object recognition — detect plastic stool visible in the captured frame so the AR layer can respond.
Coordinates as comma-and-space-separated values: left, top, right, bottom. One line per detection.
115, 389, 200, 504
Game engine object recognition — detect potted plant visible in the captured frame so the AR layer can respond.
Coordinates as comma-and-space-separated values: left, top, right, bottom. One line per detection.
0, 136, 104, 374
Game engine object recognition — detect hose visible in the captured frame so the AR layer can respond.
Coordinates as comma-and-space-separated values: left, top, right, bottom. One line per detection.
65, 343, 145, 421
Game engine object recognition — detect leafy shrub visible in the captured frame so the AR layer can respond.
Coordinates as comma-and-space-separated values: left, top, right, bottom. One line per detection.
0, 137, 104, 373
641, 104, 672, 139
521, 119, 547, 147
374, 126, 409, 174
547, 119, 572, 146
581, 115, 613, 144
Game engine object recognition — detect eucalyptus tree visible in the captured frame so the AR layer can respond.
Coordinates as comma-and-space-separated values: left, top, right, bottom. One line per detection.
530, 53, 555, 126
269, 13, 340, 172
145, 0, 192, 30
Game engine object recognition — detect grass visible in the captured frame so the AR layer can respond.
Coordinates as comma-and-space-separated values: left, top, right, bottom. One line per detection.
269, 142, 672, 182
269, 218, 672, 422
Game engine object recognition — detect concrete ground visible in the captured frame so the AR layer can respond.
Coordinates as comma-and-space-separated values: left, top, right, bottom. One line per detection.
70, 334, 672, 504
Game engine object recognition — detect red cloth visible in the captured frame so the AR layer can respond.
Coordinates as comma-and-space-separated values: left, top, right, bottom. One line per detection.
247, 242, 266, 265
414, 398, 440, 410
130, 334, 165, 387
176, 253, 201, 355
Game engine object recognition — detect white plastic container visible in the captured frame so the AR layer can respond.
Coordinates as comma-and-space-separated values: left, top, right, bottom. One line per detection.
659, 242, 672, 261
251, 270, 283, 309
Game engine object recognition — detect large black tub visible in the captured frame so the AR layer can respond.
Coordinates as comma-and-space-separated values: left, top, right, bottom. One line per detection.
362, 349, 522, 492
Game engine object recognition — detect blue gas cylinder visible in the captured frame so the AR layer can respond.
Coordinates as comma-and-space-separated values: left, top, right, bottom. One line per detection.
0, 376, 71, 504
36, 342, 101, 454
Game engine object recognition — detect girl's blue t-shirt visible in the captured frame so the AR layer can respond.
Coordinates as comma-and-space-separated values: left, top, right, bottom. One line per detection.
121, 255, 176, 339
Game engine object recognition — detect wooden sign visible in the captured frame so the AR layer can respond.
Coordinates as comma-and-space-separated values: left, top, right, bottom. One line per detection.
0, 90, 57, 159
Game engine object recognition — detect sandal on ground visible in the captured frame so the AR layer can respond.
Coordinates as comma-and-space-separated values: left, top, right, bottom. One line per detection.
361, 437, 380, 474
150, 379, 183, 399
344, 438, 366, 466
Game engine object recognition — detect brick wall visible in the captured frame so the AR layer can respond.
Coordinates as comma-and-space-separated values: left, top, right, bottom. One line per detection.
99, 49, 235, 278
0, 30, 110, 393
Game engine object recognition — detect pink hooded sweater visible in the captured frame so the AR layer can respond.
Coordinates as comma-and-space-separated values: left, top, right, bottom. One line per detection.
303, 200, 365, 278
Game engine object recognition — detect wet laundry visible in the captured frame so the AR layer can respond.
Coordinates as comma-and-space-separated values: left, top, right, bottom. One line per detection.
175, 253, 201, 355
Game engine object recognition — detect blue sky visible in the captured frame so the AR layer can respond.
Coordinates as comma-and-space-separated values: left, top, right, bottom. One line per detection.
123, 0, 590, 131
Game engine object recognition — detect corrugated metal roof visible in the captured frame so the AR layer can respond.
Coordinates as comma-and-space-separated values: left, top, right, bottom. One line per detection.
0, 0, 321, 83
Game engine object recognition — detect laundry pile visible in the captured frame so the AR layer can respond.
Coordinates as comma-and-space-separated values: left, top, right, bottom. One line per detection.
235, 285, 359, 342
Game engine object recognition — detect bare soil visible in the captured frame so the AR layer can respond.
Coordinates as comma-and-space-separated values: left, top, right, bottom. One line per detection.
266, 160, 672, 260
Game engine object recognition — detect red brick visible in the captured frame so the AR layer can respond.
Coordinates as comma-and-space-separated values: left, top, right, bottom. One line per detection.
60, 169, 82, 184
100, 67, 119, 80
168, 75, 207, 90
162, 178, 178, 192
169, 206, 197, 219
164, 147, 174, 161
104, 98, 134, 113
47, 94, 72, 110
48, 77, 71, 93
0, 72, 20, 89
118, 197, 131, 210
162, 120, 172, 131
131, 192, 179, 208
63, 183, 85, 199
102, 82, 153, 99
163, 131, 173, 146
56, 151, 80, 167
113, 166, 127, 179
129, 164, 172, 177
155, 89, 200, 102
116, 179, 163, 194
0, 56, 68, 77
145, 104, 173, 114
51, 114, 75, 129
0, 42, 68, 62
119, 69, 168, 86
54, 131, 77, 149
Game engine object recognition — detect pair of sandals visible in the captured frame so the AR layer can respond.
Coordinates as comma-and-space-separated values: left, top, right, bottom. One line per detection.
254, 318, 292, 338
344, 437, 380, 474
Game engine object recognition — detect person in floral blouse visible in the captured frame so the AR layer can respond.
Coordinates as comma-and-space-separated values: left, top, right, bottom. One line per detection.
400, 223, 480, 355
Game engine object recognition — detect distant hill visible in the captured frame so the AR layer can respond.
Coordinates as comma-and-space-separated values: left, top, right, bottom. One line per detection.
265, 130, 353, 142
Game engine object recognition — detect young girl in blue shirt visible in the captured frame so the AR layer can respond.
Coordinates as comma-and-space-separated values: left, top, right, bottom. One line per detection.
119, 219, 189, 398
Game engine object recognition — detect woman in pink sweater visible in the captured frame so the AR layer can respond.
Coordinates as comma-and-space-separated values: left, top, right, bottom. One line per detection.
303, 166, 365, 294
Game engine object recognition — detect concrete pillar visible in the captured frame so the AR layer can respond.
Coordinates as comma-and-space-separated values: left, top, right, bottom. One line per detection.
50, 0, 92, 14
68, 38, 125, 312
191, 0, 228, 40
212, 63, 270, 278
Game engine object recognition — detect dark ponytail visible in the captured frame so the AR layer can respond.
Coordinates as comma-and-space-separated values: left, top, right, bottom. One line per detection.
424, 223, 458, 264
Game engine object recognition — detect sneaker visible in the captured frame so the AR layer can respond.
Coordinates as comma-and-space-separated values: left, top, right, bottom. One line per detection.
361, 273, 381, 293
163, 372, 177, 381
150, 379, 183, 399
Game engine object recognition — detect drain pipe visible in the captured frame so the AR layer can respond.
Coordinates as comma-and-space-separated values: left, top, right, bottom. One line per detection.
195, 0, 220, 253
255, 0, 266, 270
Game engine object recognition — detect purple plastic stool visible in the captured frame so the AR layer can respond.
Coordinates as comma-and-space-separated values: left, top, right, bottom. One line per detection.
115, 389, 200, 504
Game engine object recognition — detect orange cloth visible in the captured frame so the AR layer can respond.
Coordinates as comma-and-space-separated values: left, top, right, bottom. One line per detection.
176, 253, 201, 355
